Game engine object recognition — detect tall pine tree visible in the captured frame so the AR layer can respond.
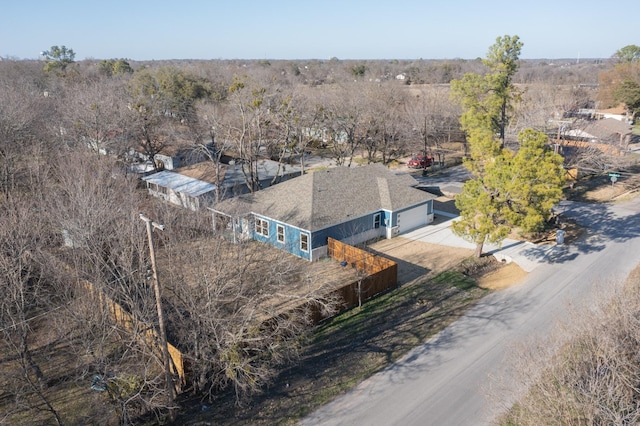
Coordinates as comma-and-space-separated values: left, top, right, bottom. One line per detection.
451, 36, 565, 257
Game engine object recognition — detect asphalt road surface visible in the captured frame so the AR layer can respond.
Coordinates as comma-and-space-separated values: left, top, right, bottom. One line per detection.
301, 197, 640, 426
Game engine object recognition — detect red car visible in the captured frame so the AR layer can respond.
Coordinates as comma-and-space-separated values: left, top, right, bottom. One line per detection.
407, 154, 433, 169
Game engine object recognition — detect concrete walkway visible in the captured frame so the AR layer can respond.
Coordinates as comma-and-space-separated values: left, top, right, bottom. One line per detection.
403, 210, 559, 272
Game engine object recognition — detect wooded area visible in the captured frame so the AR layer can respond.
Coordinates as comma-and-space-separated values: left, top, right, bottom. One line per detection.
1, 45, 638, 424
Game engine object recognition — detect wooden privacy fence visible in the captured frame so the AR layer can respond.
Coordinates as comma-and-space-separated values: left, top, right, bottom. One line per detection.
555, 139, 625, 156
312, 237, 398, 321
79, 280, 186, 392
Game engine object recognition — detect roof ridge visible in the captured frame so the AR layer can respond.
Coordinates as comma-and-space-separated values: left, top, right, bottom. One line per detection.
377, 176, 392, 210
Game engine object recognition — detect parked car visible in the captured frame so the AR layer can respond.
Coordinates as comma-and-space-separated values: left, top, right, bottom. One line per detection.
407, 154, 433, 169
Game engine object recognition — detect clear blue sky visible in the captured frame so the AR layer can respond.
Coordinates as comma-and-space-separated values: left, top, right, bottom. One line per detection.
2, 0, 636, 61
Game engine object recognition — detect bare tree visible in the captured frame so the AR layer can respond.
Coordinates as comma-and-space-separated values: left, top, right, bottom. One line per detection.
405, 85, 462, 166
46, 152, 178, 423
219, 75, 270, 192
162, 237, 339, 403
265, 90, 302, 183
0, 76, 56, 199
314, 84, 372, 167
501, 282, 640, 425
58, 78, 133, 158
0, 197, 62, 425
357, 84, 410, 165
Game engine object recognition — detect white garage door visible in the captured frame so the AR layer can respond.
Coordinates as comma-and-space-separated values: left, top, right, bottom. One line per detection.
397, 204, 428, 234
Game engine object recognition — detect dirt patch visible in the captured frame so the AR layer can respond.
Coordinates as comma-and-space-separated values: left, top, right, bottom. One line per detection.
453, 255, 527, 291
368, 237, 474, 285
478, 263, 528, 290
371, 234, 529, 291
566, 172, 640, 203
586, 184, 633, 202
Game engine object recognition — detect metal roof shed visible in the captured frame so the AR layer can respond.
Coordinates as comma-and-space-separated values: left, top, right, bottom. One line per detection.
142, 171, 217, 210
143, 171, 217, 197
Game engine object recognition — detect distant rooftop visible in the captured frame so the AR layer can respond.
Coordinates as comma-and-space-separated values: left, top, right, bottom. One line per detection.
142, 170, 216, 197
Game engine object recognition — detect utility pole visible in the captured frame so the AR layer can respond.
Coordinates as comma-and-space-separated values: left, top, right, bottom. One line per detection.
423, 115, 428, 158
139, 214, 175, 416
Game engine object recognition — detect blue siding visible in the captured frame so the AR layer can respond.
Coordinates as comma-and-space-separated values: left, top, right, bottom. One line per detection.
251, 201, 431, 261
286, 226, 312, 260
312, 213, 380, 248
382, 210, 392, 228
252, 214, 312, 261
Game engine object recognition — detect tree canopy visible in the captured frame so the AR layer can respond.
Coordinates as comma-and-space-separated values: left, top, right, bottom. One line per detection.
613, 79, 640, 122
451, 36, 565, 257
502, 129, 565, 233
42, 45, 75, 73
599, 45, 640, 122
351, 64, 366, 79
613, 44, 640, 64
451, 35, 523, 148
453, 129, 565, 257
98, 59, 134, 76
129, 66, 212, 121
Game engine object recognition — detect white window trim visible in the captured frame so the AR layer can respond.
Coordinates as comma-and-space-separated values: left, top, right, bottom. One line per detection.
373, 213, 381, 229
276, 224, 285, 243
300, 233, 309, 252
255, 218, 269, 237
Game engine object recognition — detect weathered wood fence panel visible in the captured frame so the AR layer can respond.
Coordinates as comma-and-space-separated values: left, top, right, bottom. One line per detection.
305, 238, 398, 322
80, 280, 186, 390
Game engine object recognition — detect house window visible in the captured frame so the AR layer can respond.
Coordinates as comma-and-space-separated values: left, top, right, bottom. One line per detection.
300, 233, 309, 252
153, 184, 167, 195
255, 218, 269, 237
373, 213, 381, 229
277, 225, 285, 243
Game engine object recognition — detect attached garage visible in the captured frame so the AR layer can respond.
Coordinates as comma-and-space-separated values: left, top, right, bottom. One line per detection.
397, 204, 430, 234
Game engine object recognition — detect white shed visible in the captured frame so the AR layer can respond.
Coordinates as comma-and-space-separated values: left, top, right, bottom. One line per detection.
142, 170, 216, 211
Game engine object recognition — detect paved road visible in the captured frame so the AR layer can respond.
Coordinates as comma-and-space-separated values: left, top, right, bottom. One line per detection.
301, 197, 640, 426
412, 165, 471, 197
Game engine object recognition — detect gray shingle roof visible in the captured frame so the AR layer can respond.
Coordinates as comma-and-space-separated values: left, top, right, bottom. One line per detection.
213, 164, 435, 231
579, 118, 632, 141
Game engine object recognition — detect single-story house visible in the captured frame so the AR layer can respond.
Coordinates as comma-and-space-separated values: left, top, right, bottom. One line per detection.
562, 118, 633, 148
596, 104, 632, 123
210, 164, 437, 261
301, 127, 348, 144
142, 159, 301, 211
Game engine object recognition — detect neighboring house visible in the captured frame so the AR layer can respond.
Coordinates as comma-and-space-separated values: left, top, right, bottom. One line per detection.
128, 160, 156, 177
142, 159, 301, 211
221, 158, 301, 191
127, 138, 214, 171
301, 127, 348, 145
595, 104, 632, 123
563, 118, 633, 148
210, 164, 436, 261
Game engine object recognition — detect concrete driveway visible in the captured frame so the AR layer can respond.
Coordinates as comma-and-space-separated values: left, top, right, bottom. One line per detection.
402, 214, 551, 273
